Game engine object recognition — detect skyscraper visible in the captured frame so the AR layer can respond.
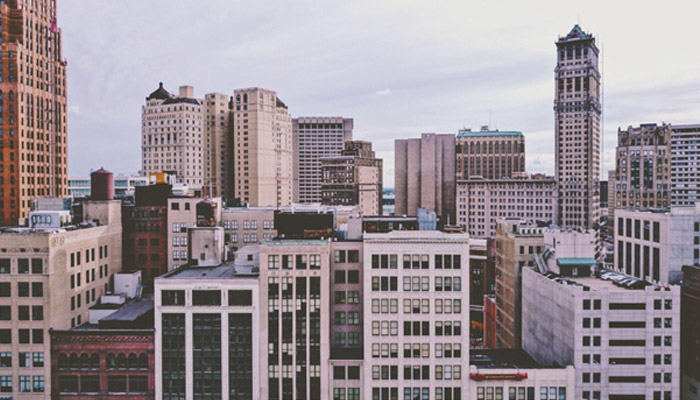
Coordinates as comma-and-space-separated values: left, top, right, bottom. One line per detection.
203, 92, 232, 198
232, 88, 293, 207
0, 0, 68, 225
293, 117, 353, 203
555, 25, 601, 229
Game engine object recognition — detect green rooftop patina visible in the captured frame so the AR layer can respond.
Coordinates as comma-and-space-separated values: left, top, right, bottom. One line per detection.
557, 257, 597, 267
261, 240, 329, 246
457, 129, 523, 138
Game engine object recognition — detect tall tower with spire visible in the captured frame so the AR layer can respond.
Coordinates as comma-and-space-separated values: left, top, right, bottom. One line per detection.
0, 0, 68, 225
554, 25, 601, 230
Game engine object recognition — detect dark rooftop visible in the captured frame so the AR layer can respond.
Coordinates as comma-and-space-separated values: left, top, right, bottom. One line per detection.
163, 97, 201, 106
147, 82, 172, 101
470, 349, 553, 369
100, 296, 154, 324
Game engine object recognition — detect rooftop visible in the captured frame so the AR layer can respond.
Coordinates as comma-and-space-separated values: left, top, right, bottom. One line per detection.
539, 268, 657, 292
558, 24, 594, 43
457, 129, 523, 138
557, 257, 597, 267
470, 349, 559, 369
160, 262, 257, 280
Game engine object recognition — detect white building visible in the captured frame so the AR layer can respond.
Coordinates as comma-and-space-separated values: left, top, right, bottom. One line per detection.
522, 228, 680, 400
469, 349, 576, 400
670, 124, 700, 206
154, 243, 260, 400
362, 231, 473, 400
456, 176, 556, 238
614, 205, 700, 285
142, 84, 204, 186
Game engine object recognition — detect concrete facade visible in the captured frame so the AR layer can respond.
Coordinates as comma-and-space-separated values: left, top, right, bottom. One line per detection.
293, 117, 353, 203
670, 124, 700, 206
555, 25, 601, 230
203, 93, 232, 198
614, 206, 700, 285
395, 134, 456, 225
362, 231, 471, 400
141, 84, 204, 187
456, 176, 556, 239
232, 88, 293, 207
682, 265, 700, 400
455, 127, 525, 180
0, 200, 122, 399
220, 207, 276, 251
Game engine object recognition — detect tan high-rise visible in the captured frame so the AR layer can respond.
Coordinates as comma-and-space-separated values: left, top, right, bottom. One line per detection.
203, 93, 232, 198
0, 0, 68, 225
232, 88, 293, 207
455, 127, 525, 180
141, 84, 204, 186
555, 25, 601, 229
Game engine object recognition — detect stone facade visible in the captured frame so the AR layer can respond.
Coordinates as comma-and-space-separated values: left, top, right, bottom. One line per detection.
455, 127, 525, 180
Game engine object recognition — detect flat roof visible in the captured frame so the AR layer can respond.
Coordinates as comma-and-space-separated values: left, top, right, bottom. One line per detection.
557, 258, 597, 267
470, 349, 559, 369
100, 296, 154, 323
457, 130, 523, 138
260, 240, 329, 246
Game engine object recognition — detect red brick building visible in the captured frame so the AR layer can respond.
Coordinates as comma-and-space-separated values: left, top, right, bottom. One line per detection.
483, 294, 497, 349
50, 297, 154, 399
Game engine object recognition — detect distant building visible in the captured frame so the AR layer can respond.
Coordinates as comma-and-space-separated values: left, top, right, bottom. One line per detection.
614, 205, 700, 284
203, 92, 232, 198
612, 123, 671, 214
494, 219, 544, 349
555, 25, 601, 229
50, 271, 154, 399
69, 174, 149, 199
482, 295, 497, 349
381, 188, 395, 216
469, 349, 575, 399
321, 141, 383, 216
682, 265, 700, 400
456, 175, 556, 238
141, 84, 204, 186
232, 88, 293, 207
671, 124, 700, 206
395, 133, 456, 224
455, 126, 525, 180
293, 117, 353, 203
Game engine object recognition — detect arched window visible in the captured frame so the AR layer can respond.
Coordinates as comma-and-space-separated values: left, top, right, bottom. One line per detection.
58, 353, 68, 370
69, 353, 79, 370
106, 353, 116, 370
117, 353, 127, 370
90, 354, 100, 370
79, 353, 89, 370
138, 354, 148, 370
128, 353, 138, 370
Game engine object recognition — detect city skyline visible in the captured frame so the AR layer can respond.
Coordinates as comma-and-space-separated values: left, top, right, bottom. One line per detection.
62, 0, 700, 186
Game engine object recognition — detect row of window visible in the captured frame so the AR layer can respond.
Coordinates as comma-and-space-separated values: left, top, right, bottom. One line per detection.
371, 276, 462, 292
58, 374, 148, 394
371, 343, 462, 359
371, 320, 462, 337
334, 250, 360, 263
221, 220, 274, 230
161, 290, 253, 307
0, 352, 43, 368
0, 329, 43, 344
0, 305, 42, 321
70, 245, 108, 267
372, 387, 462, 400
334, 270, 360, 284
0, 258, 42, 274
0, 281, 42, 297
371, 365, 461, 380
334, 291, 360, 304
371, 254, 462, 270
370, 299, 463, 314
268, 254, 321, 270
0, 375, 44, 393
57, 353, 148, 370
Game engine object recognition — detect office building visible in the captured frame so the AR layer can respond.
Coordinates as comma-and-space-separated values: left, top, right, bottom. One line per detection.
456, 175, 556, 238
555, 25, 601, 229
203, 93, 232, 198
494, 219, 544, 349
0, 199, 122, 398
69, 174, 149, 199
682, 265, 700, 400
614, 205, 700, 285
50, 271, 154, 399
0, 0, 68, 226
141, 84, 204, 187
362, 231, 471, 400
221, 206, 276, 250
232, 88, 293, 207
321, 141, 383, 216
395, 134, 456, 224
670, 124, 700, 206
166, 197, 223, 272
455, 126, 525, 180
522, 226, 680, 400
612, 123, 671, 213
293, 117, 353, 203
259, 239, 331, 400
469, 349, 575, 399
155, 239, 259, 400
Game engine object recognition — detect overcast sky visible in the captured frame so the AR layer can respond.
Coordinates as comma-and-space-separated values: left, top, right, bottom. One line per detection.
62, 0, 700, 187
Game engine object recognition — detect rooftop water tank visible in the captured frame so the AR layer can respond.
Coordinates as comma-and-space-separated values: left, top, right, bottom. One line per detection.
91, 168, 114, 200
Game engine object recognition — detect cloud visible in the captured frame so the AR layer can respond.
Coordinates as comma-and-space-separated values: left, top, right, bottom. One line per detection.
68, 105, 82, 117
375, 88, 391, 96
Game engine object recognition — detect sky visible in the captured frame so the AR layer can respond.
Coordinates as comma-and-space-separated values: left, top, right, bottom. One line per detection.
62, 0, 700, 187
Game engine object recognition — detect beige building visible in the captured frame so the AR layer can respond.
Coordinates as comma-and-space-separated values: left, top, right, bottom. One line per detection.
221, 206, 276, 250
555, 25, 601, 229
203, 93, 232, 198
0, 200, 122, 398
494, 219, 544, 349
395, 134, 456, 224
455, 126, 525, 180
456, 175, 556, 238
142, 84, 204, 187
259, 239, 331, 400
671, 124, 700, 206
293, 117, 353, 203
232, 88, 293, 207
613, 123, 671, 212
321, 141, 383, 216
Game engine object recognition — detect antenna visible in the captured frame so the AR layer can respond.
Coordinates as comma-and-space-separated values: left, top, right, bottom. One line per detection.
601, 40, 605, 181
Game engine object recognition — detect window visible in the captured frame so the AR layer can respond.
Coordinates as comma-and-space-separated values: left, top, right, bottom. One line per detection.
107, 375, 127, 393
0, 376, 12, 392
129, 376, 147, 393
0, 283, 8, 297
32, 329, 43, 344
0, 353, 10, 368
228, 290, 252, 306
0, 330, 9, 344
18, 258, 29, 274
32, 376, 44, 392
162, 290, 185, 306
192, 290, 221, 306
32, 352, 44, 367
31, 282, 43, 297
335, 270, 346, 284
